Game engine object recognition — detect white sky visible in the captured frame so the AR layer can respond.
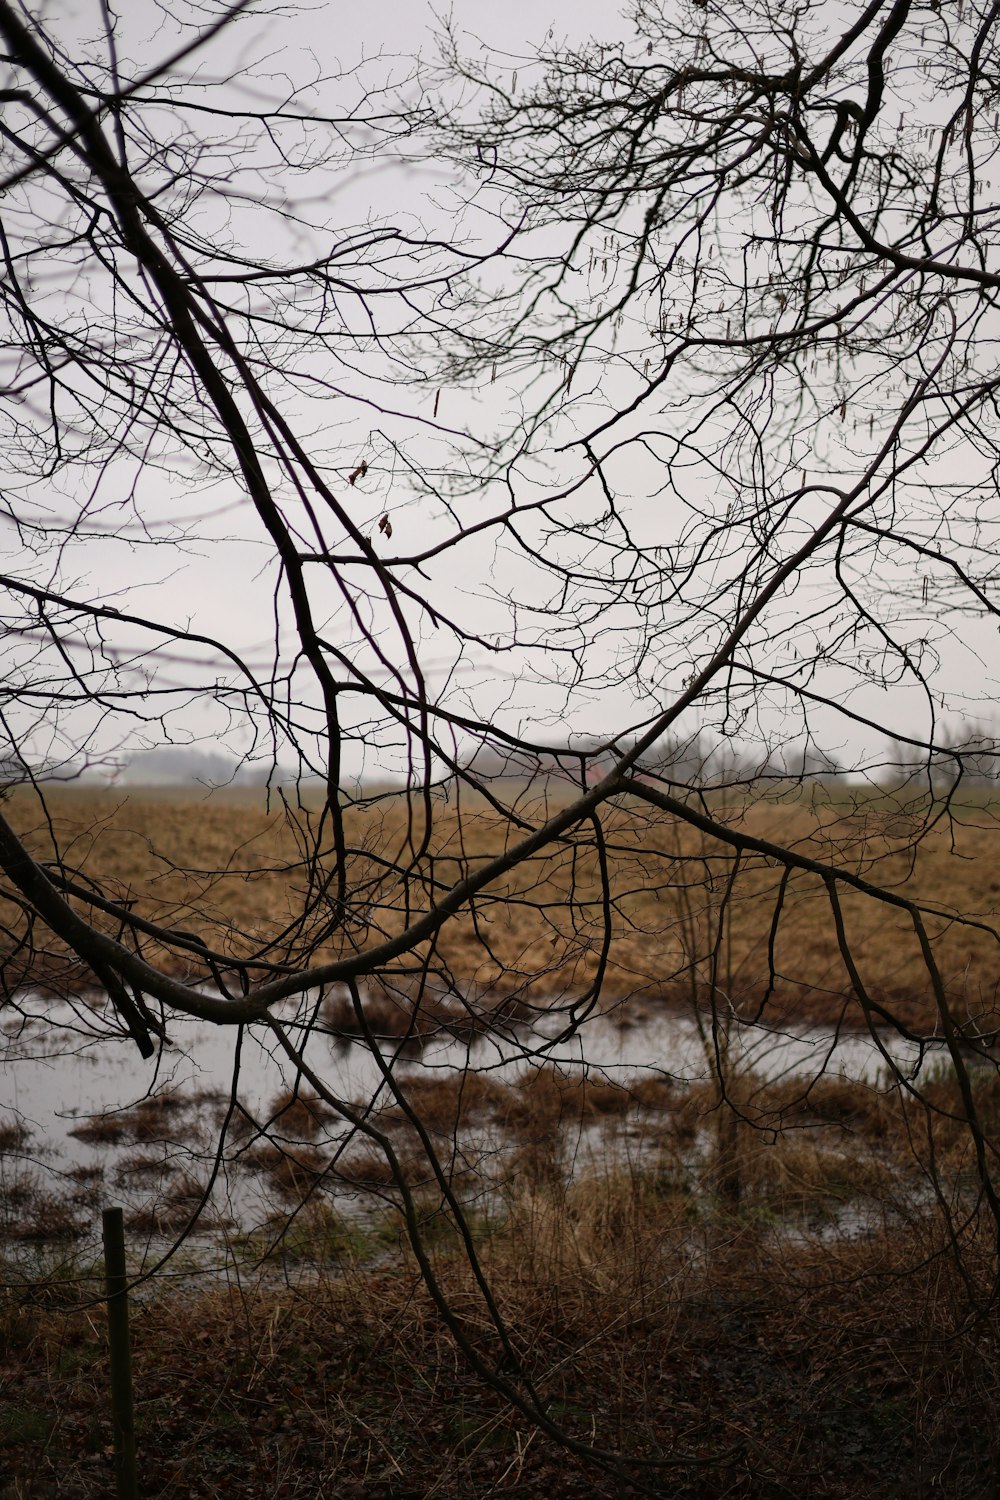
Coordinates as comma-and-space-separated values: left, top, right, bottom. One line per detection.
7, 0, 1000, 782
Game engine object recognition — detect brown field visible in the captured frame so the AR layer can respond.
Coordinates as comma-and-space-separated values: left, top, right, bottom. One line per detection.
3, 783, 1000, 1033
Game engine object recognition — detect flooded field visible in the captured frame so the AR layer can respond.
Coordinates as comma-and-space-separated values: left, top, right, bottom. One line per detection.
0, 987, 938, 1267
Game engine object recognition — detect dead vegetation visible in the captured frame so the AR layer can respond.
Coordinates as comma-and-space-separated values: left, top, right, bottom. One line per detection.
3, 1180, 1000, 1498
67, 1114, 131, 1146
5, 795, 1000, 1490
6, 786, 1000, 1033
0, 1120, 29, 1153
266, 1086, 333, 1139
3, 1034, 1000, 1495
323, 986, 463, 1041
112, 1151, 175, 1188
377, 1071, 510, 1132
243, 1143, 327, 1200
125, 1174, 220, 1237
69, 1096, 203, 1151
0, 1172, 83, 1241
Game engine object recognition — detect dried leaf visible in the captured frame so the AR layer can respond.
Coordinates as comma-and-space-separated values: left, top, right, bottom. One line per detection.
348, 460, 368, 486
378, 514, 392, 539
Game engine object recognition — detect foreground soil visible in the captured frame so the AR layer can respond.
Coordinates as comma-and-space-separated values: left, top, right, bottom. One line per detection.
3, 1212, 999, 1500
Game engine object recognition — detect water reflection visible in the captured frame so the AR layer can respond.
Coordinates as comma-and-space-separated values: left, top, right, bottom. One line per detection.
0, 989, 938, 1257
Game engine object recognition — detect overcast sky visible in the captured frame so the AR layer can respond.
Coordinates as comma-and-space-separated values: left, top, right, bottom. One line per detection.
4, 0, 644, 780
10, 0, 998, 782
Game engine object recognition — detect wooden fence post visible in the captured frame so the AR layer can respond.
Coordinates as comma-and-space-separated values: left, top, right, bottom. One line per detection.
102, 1206, 138, 1500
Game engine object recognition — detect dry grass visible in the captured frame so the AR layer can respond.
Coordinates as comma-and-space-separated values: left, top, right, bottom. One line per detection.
7, 791, 1000, 1491
332, 1143, 447, 1192
65, 1164, 104, 1186
121, 1097, 200, 1144
5, 784, 1000, 1033
358, 1063, 939, 1222
323, 985, 466, 1042
378, 1071, 509, 1132
498, 1066, 635, 1134
5, 1181, 1000, 1498
0, 1120, 30, 1153
673, 1071, 894, 1145
67, 1114, 131, 1146
68, 1096, 201, 1149
0, 1171, 83, 1241
266, 1086, 332, 1140
112, 1150, 175, 1188
243, 1143, 327, 1200
63, 1165, 106, 1211
124, 1173, 219, 1236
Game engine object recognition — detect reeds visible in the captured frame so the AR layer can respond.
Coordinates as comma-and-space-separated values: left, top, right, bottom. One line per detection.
266, 1086, 332, 1139
243, 1143, 326, 1200
0, 1172, 83, 1241
68, 1094, 202, 1148
0, 1120, 30, 1153
125, 1173, 218, 1235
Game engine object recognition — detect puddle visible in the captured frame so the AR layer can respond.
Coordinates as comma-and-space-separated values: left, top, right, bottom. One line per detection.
0, 987, 936, 1260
